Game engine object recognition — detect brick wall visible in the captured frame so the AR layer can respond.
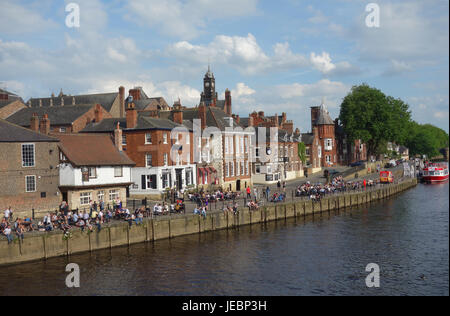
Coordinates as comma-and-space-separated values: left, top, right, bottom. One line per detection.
0, 141, 61, 217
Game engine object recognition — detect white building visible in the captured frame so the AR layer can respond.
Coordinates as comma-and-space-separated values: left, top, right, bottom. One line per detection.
56, 133, 135, 210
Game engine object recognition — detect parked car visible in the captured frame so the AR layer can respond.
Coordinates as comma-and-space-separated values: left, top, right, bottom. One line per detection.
349, 160, 365, 167
386, 159, 397, 168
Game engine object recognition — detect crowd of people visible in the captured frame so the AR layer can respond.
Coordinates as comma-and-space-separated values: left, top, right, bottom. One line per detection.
2, 173, 388, 243
295, 176, 378, 201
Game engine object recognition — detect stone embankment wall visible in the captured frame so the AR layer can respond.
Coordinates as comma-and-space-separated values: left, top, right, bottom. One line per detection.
0, 178, 418, 266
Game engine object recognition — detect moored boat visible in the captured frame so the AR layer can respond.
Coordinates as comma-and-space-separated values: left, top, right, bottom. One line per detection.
422, 162, 449, 183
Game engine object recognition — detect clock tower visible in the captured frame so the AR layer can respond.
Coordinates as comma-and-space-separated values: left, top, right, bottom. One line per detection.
201, 65, 217, 106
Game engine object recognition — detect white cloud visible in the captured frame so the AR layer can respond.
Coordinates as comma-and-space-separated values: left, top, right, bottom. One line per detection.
125, 0, 260, 39
310, 52, 336, 74
0, 0, 56, 34
168, 33, 358, 76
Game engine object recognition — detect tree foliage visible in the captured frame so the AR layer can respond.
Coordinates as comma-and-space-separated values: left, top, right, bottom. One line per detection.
298, 142, 306, 165
339, 84, 411, 156
405, 122, 449, 158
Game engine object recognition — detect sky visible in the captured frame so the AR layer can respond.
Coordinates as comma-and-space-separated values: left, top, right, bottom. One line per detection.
0, 0, 448, 133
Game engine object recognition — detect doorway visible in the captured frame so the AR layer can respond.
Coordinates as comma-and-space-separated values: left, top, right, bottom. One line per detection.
175, 169, 183, 191
236, 180, 241, 192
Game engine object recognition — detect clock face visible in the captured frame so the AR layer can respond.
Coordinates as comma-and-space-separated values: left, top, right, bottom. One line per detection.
266, 148, 272, 155
205, 82, 210, 87
211, 82, 215, 87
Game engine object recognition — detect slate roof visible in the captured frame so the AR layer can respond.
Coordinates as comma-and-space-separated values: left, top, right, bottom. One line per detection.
6, 105, 95, 126
27, 92, 118, 112
134, 97, 169, 111
82, 115, 186, 133
0, 99, 19, 109
0, 119, 59, 143
182, 106, 242, 131
301, 133, 314, 145
313, 103, 334, 125
55, 134, 135, 167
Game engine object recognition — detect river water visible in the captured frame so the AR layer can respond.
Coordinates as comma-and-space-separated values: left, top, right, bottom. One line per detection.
0, 182, 448, 296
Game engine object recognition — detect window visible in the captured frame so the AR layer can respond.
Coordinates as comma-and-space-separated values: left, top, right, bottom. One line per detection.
122, 135, 127, 146
326, 155, 331, 163
306, 148, 310, 155
97, 190, 105, 202
80, 192, 91, 205
318, 146, 322, 158
246, 161, 249, 175
163, 133, 168, 144
240, 136, 244, 154
230, 161, 234, 176
256, 148, 260, 158
255, 164, 261, 174
186, 135, 190, 145
109, 190, 119, 201
236, 161, 240, 176
162, 173, 171, 188
225, 163, 229, 177
114, 166, 123, 177
185, 169, 193, 186
245, 137, 248, 153
89, 167, 97, 178
230, 137, 234, 154
60, 127, 66, 133
145, 133, 152, 144
236, 137, 240, 155
22, 144, 35, 167
241, 161, 244, 175
325, 139, 333, 151
225, 137, 229, 154
198, 137, 202, 148
146, 175, 157, 189
163, 153, 168, 166
146, 154, 152, 167
25, 175, 36, 192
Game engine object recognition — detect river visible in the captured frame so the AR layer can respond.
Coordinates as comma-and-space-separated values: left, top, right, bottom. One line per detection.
0, 182, 448, 296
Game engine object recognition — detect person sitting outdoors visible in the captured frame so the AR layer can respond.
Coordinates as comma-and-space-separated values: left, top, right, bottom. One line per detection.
3, 225, 13, 244
201, 207, 207, 219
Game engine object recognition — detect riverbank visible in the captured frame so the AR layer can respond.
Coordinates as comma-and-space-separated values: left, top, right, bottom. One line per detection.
0, 178, 418, 266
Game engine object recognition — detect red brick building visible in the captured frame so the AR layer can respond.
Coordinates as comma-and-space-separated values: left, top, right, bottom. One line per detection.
311, 102, 337, 167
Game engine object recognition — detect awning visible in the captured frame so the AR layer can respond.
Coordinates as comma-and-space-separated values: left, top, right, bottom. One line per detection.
198, 167, 204, 175
209, 166, 217, 173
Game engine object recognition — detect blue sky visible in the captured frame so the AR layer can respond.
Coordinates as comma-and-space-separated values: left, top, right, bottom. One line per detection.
0, 0, 448, 132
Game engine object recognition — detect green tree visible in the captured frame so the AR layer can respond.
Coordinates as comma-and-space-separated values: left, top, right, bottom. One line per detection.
405, 122, 449, 158
298, 142, 306, 165
339, 84, 411, 156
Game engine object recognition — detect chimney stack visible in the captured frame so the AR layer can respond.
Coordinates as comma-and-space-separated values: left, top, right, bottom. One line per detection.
198, 102, 207, 130
94, 104, 103, 123
129, 88, 141, 101
39, 114, 50, 135
114, 122, 123, 152
282, 112, 287, 123
30, 113, 39, 132
225, 89, 232, 115
119, 86, 125, 118
126, 101, 137, 129
172, 101, 183, 125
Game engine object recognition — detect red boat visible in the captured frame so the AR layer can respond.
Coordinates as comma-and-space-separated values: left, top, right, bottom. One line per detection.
422, 162, 449, 183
